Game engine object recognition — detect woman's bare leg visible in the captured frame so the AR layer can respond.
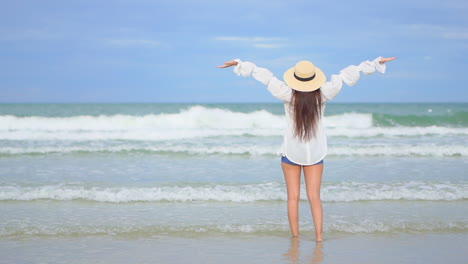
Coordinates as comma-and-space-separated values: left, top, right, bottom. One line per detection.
281, 162, 302, 237
303, 164, 324, 241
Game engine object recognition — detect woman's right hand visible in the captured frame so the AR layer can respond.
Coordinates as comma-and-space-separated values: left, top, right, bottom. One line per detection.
379, 57, 397, 64
217, 60, 238, 68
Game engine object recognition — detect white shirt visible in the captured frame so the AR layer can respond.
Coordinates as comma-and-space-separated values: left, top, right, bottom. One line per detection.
233, 57, 387, 165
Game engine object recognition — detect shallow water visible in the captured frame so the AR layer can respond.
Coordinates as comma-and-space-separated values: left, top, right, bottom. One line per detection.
0, 103, 467, 263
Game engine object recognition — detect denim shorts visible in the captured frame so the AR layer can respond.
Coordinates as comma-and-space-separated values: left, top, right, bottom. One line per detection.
281, 156, 324, 166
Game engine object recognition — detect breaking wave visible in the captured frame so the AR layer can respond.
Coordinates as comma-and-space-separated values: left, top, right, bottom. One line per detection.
1, 106, 467, 142
1, 181, 466, 203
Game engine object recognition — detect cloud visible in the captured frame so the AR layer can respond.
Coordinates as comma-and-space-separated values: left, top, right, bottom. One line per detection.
106, 39, 160, 46
256, 56, 304, 67
0, 28, 60, 41
442, 31, 468, 40
214, 36, 288, 48
253, 43, 286, 48
400, 24, 468, 40
215, 36, 286, 42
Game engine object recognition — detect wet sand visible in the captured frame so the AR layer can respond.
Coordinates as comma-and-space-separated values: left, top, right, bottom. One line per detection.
1, 233, 467, 264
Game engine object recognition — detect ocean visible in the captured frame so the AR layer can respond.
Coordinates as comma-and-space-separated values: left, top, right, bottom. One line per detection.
0, 103, 467, 264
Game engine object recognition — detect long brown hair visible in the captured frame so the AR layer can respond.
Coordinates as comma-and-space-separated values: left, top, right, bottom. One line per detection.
291, 89, 323, 141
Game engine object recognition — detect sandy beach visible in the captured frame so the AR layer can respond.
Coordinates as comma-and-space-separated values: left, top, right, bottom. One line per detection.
1, 233, 467, 264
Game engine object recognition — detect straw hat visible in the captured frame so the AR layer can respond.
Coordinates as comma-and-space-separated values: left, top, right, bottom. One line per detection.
283, 60, 326, 92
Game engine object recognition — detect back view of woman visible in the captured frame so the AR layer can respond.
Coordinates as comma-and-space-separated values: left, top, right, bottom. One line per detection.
218, 56, 396, 241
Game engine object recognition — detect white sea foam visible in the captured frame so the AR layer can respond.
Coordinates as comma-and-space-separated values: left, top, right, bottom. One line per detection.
1, 106, 467, 141
1, 144, 466, 157
0, 106, 274, 130
1, 181, 466, 203
329, 145, 467, 157
1, 221, 466, 238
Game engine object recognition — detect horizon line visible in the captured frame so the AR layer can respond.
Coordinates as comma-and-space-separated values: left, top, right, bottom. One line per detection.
0, 101, 467, 104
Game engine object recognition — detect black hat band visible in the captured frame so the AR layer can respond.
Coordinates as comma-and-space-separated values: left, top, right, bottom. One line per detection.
294, 73, 316, 82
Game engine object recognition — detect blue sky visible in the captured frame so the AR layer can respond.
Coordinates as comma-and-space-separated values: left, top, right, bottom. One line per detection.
1, 0, 467, 103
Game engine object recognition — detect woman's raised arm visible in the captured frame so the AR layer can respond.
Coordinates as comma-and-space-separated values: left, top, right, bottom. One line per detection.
320, 56, 396, 102
217, 59, 292, 102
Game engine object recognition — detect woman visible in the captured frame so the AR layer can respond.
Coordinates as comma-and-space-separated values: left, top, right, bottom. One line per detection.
218, 56, 396, 241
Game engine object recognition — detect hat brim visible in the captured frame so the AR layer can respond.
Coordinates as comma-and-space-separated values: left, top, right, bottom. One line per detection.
283, 66, 327, 92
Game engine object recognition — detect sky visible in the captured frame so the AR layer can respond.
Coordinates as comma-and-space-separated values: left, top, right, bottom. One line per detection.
0, 0, 467, 103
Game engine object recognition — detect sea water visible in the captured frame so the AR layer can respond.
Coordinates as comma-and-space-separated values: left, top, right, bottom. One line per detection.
0, 103, 467, 263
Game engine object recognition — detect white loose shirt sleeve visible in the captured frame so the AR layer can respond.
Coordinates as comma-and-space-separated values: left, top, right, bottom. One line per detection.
233, 59, 292, 102
232, 57, 387, 165
321, 56, 386, 102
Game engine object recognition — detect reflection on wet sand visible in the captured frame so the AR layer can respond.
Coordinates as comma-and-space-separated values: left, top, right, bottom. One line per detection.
283, 237, 324, 264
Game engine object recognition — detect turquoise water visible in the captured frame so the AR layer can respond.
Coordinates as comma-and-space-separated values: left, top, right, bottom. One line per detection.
0, 103, 467, 263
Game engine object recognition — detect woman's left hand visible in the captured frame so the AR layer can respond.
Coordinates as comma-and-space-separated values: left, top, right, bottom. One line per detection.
217, 60, 238, 68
